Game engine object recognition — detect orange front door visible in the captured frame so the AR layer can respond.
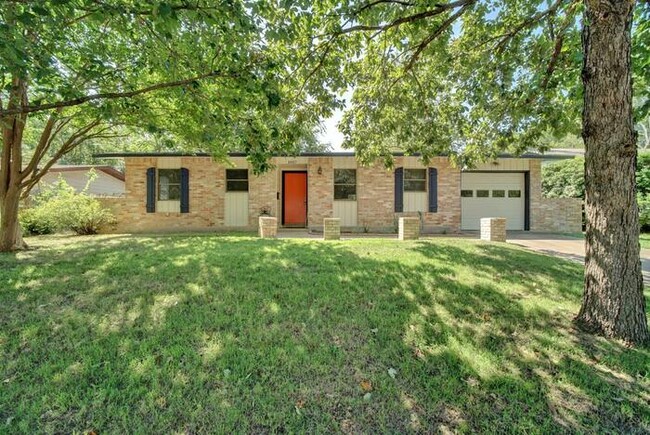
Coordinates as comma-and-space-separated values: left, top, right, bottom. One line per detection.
283, 172, 307, 226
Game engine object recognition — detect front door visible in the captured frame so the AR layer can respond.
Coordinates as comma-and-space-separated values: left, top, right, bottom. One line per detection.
283, 171, 307, 226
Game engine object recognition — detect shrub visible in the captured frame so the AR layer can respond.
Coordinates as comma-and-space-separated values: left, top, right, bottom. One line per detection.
19, 174, 116, 236
19, 207, 56, 235
542, 157, 585, 199
63, 195, 116, 235
543, 153, 650, 199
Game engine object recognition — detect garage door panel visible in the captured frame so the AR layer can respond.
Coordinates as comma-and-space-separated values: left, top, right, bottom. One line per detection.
461, 173, 525, 230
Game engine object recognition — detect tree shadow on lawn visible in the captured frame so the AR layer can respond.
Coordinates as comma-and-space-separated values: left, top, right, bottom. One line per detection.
0, 235, 648, 433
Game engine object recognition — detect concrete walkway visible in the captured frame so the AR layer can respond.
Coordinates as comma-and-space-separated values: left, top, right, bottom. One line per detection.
507, 232, 650, 285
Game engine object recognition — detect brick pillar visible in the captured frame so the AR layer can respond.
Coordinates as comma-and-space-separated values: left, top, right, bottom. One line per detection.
398, 217, 420, 240
323, 218, 341, 240
259, 217, 277, 238
480, 217, 506, 242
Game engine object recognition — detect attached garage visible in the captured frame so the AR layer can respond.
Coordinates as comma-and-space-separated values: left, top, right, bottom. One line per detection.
461, 172, 527, 230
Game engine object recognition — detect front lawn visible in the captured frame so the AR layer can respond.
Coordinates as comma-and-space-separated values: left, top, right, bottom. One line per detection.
1, 235, 648, 433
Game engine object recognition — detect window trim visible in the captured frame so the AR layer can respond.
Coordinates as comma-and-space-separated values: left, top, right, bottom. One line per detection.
333, 168, 357, 201
157, 168, 182, 201
226, 168, 249, 192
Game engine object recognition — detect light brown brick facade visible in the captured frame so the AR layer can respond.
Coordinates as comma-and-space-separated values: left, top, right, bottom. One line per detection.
308, 157, 334, 224
528, 159, 582, 233
99, 155, 581, 234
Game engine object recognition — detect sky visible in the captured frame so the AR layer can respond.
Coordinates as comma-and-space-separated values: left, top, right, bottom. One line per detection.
318, 109, 345, 151
317, 89, 353, 151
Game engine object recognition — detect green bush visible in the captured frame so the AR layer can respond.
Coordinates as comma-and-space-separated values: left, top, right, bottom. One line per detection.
19, 207, 56, 235
63, 195, 116, 235
542, 157, 585, 199
542, 153, 650, 199
19, 174, 116, 236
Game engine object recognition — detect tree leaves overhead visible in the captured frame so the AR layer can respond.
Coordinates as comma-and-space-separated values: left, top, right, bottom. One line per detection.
281, 0, 644, 165
0, 0, 324, 172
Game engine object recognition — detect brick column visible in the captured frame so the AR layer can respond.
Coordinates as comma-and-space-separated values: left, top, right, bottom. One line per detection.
480, 217, 506, 242
323, 218, 341, 240
259, 217, 277, 238
398, 217, 420, 240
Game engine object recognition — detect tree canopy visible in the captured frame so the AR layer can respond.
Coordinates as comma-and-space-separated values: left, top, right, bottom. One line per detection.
278, 1, 648, 166
0, 0, 324, 173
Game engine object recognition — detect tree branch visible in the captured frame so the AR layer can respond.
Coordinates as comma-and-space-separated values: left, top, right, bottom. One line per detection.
355, 0, 416, 15
21, 110, 65, 180
334, 0, 475, 36
493, 0, 568, 53
19, 121, 110, 193
403, 3, 471, 74
0, 69, 240, 116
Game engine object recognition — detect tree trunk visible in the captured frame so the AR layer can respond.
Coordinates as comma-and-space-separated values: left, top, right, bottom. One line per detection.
576, 0, 649, 345
0, 188, 26, 251
0, 75, 28, 252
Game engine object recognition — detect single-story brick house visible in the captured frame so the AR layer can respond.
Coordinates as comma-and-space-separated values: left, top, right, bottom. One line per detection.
94, 152, 582, 234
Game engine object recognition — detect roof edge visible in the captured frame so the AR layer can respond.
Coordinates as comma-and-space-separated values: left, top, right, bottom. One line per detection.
93, 151, 574, 160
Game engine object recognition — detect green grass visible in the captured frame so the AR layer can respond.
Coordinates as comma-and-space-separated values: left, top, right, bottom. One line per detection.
1, 234, 648, 433
641, 233, 650, 249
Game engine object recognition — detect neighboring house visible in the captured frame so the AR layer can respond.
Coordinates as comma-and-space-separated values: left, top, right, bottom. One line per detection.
94, 152, 582, 234
33, 165, 125, 197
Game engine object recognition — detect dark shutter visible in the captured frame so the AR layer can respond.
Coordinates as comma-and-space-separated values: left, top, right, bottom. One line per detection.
180, 167, 190, 213
428, 167, 438, 212
394, 167, 403, 212
146, 167, 156, 213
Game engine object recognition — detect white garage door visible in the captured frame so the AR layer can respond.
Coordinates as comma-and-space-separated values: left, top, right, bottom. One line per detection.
461, 172, 525, 230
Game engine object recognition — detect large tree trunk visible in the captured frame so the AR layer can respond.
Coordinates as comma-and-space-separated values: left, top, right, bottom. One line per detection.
576, 0, 649, 345
0, 76, 28, 252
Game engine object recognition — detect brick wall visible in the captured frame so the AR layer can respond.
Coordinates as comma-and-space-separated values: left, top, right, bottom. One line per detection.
529, 159, 582, 233
248, 169, 277, 227
308, 157, 334, 226
101, 157, 223, 233
357, 162, 395, 229
100, 155, 578, 235
533, 198, 583, 233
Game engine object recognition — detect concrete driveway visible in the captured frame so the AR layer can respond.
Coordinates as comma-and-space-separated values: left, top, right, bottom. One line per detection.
507, 232, 650, 285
